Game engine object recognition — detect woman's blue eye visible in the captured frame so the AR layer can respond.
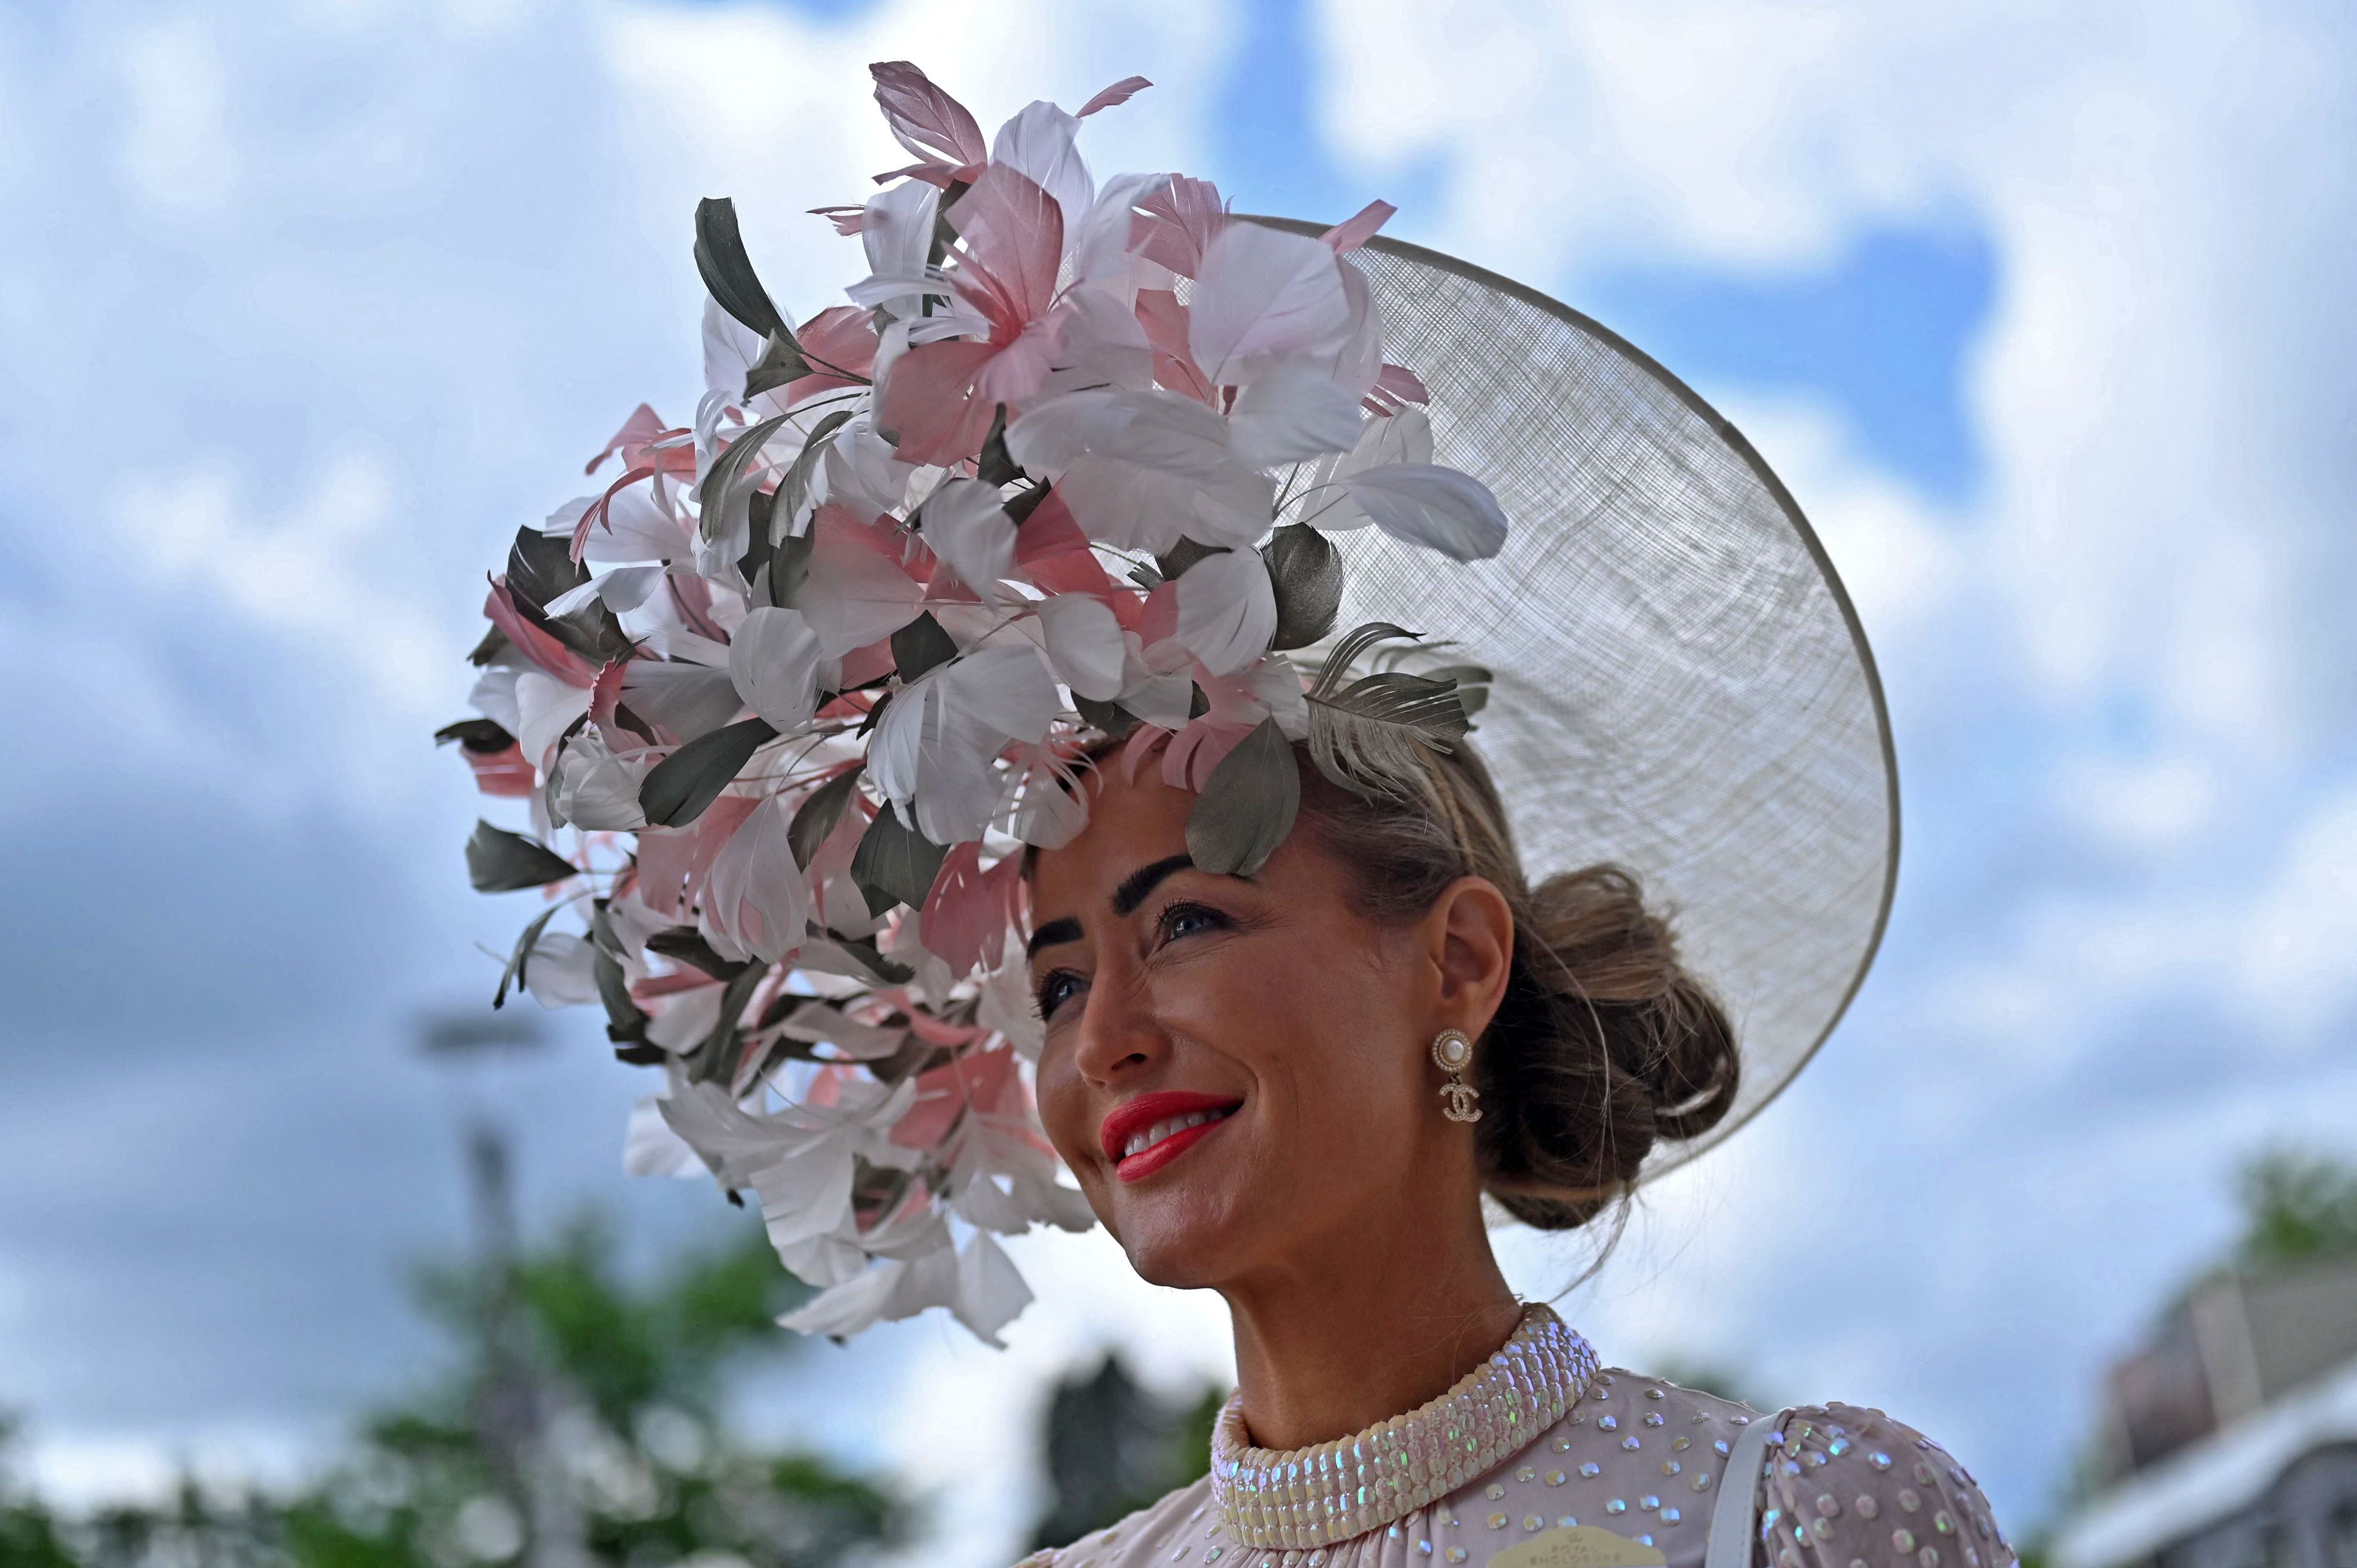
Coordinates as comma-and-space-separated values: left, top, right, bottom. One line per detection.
1036, 972, 1084, 1019
1160, 903, 1224, 942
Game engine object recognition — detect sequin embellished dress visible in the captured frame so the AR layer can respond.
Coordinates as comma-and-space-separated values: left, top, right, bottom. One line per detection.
1012, 1306, 2013, 1568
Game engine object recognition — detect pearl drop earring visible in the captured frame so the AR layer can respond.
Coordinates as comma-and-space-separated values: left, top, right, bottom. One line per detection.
1430, 1029, 1482, 1123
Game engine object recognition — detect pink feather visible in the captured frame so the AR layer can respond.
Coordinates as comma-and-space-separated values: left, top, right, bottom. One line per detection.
1372, 363, 1430, 406
586, 402, 665, 476
869, 61, 988, 172
1133, 176, 1227, 278
1321, 199, 1395, 255
483, 580, 597, 688
1076, 75, 1152, 117
920, 842, 1023, 978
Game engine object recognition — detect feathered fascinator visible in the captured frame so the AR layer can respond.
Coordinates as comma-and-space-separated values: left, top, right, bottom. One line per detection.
441, 62, 1897, 1343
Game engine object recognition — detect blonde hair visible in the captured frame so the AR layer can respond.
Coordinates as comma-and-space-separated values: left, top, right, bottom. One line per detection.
1299, 741, 1740, 1230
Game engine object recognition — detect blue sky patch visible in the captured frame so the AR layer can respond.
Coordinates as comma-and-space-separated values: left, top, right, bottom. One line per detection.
1583, 222, 1998, 503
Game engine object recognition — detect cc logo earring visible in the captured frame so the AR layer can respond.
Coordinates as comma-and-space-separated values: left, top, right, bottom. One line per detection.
1430, 1029, 1482, 1123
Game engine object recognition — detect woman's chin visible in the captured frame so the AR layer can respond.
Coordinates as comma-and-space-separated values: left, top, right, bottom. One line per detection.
1108, 1193, 1252, 1289
1117, 1233, 1229, 1290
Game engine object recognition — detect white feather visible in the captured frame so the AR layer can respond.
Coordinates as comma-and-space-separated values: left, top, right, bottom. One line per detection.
1174, 549, 1279, 675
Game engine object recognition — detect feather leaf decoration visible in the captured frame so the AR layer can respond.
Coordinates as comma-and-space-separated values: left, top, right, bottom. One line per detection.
435, 57, 1517, 1345
694, 197, 786, 341
1303, 622, 1477, 799
1186, 716, 1299, 876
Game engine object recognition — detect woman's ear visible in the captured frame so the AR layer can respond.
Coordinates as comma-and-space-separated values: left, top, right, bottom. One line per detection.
1428, 876, 1516, 1036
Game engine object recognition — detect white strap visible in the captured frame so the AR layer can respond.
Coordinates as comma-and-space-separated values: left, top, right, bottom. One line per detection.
1703, 1408, 1788, 1568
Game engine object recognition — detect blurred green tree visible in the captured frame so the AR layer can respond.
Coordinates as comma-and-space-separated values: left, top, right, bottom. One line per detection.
1026, 1356, 1222, 1552
2233, 1147, 2357, 1268
0, 1417, 79, 1568
1, 1215, 903, 1568
276, 1212, 904, 1568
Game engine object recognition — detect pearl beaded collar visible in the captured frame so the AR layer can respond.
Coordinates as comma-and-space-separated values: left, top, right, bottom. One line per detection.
1207, 1305, 1597, 1550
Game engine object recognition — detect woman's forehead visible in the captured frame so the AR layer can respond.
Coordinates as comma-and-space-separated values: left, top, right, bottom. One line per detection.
1031, 766, 1197, 903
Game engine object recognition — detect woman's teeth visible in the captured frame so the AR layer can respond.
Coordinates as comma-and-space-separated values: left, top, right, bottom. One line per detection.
1123, 1107, 1234, 1158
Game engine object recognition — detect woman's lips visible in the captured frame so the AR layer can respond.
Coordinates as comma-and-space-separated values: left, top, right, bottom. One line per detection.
1100, 1091, 1244, 1184
1115, 1113, 1234, 1182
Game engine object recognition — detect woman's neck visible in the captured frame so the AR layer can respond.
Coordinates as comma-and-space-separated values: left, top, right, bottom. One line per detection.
1217, 1194, 1523, 1453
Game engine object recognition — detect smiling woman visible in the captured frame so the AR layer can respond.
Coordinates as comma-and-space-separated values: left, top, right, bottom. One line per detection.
1013, 742, 2003, 1568
435, 55, 1983, 1568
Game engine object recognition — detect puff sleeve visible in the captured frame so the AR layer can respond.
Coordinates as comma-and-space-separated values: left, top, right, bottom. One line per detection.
1752, 1404, 2016, 1568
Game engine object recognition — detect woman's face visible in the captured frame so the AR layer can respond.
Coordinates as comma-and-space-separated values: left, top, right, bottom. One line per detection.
1026, 766, 1499, 1292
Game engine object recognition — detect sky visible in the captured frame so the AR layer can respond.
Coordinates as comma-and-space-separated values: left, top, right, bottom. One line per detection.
3, 1, 2356, 1565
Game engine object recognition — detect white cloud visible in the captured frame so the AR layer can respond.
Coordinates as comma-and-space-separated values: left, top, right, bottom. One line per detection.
115, 16, 237, 217
2233, 787, 2357, 1035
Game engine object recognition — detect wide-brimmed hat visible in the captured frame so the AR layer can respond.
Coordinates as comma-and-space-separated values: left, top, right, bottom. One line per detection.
1239, 216, 1896, 1182
438, 61, 1894, 1342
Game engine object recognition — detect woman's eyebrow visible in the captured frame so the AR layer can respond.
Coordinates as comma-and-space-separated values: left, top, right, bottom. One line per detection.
1025, 916, 1083, 959
1111, 853, 1198, 917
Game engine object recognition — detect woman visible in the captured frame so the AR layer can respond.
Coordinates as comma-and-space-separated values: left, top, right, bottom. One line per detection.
441, 59, 1979, 1568
1014, 749, 1991, 1568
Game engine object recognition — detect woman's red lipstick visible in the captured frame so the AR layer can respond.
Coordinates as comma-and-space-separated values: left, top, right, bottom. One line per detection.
1100, 1091, 1244, 1183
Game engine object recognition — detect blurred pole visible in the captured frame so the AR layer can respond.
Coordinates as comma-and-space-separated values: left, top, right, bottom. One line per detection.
421, 1009, 589, 1568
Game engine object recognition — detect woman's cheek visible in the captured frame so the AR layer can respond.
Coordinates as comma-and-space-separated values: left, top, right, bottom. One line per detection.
1031, 1052, 1091, 1171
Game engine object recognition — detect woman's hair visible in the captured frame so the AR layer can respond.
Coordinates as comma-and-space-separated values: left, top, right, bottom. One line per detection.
1292, 740, 1740, 1231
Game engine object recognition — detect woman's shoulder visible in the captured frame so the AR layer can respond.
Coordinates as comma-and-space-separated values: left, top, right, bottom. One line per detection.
1751, 1401, 2015, 1568
1009, 1473, 1214, 1568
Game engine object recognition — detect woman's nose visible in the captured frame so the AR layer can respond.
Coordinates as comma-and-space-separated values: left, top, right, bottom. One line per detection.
1069, 966, 1166, 1086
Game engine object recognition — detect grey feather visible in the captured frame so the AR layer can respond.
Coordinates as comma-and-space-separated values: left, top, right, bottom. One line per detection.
1303, 623, 1479, 799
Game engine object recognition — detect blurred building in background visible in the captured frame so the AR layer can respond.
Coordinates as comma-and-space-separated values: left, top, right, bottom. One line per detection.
2055, 1158, 2357, 1568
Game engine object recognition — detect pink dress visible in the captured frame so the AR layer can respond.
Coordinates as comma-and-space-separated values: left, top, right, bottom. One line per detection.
1012, 1308, 2012, 1568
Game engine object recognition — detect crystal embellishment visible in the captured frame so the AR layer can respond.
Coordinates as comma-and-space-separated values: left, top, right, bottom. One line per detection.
1207, 1306, 1597, 1550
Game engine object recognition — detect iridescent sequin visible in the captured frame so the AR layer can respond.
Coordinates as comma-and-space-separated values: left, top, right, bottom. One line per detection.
1206, 1308, 1596, 1551
1580, 1464, 1601, 1478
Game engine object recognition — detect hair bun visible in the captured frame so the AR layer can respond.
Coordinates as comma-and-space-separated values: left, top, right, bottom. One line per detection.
1477, 864, 1740, 1229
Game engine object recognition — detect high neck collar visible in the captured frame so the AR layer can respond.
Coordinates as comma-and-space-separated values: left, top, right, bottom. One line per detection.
1207, 1304, 1597, 1550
